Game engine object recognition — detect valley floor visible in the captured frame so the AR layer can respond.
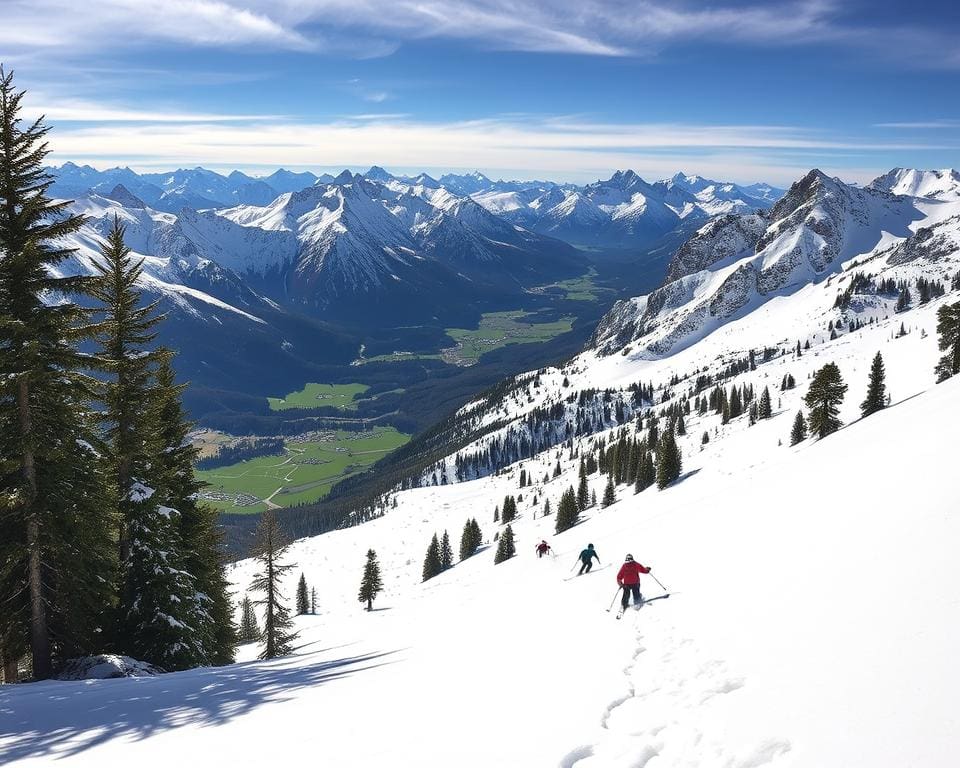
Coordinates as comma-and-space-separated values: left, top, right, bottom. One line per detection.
2, 377, 958, 767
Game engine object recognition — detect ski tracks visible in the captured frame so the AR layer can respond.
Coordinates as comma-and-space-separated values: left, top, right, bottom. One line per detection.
562, 614, 792, 768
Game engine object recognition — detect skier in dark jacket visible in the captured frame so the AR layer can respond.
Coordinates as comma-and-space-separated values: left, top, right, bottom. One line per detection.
535, 540, 552, 558
577, 544, 600, 575
616, 554, 651, 610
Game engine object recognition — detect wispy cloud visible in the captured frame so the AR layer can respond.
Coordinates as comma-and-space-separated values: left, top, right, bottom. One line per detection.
42, 113, 952, 186
876, 120, 960, 129
25, 96, 286, 123
2, 0, 955, 64
0, 0, 312, 52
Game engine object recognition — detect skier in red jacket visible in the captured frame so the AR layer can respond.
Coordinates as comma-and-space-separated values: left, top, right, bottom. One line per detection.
616, 554, 650, 611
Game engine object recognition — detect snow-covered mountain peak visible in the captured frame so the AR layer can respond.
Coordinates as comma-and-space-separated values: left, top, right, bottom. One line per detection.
363, 165, 395, 182
105, 184, 147, 209
590, 168, 939, 359
869, 167, 960, 201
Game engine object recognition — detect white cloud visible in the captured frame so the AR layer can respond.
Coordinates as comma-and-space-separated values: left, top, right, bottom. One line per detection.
24, 96, 285, 123
876, 120, 960, 130
42, 114, 946, 186
1, 0, 946, 62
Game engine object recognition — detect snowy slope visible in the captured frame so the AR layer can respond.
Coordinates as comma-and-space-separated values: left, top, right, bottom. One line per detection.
3, 301, 958, 766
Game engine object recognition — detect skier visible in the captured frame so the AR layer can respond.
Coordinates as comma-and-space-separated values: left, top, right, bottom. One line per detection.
577, 543, 600, 575
535, 540, 552, 558
616, 554, 650, 611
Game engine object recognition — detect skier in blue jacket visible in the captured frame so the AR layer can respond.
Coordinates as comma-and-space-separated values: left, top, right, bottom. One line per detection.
577, 544, 600, 575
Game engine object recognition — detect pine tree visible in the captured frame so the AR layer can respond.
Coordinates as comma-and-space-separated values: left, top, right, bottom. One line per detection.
758, 386, 772, 419
790, 411, 807, 446
554, 487, 580, 534
358, 549, 383, 611
542, 498, 552, 516
0, 66, 113, 679
422, 533, 442, 581
501, 495, 517, 523
494, 525, 516, 564
602, 475, 616, 507
655, 430, 682, 489
249, 511, 298, 659
493, 505, 499, 523
440, 530, 453, 570
935, 302, 960, 382
860, 352, 887, 417
577, 470, 589, 510
311, 588, 316, 615
676, 412, 686, 436
296, 573, 309, 615
150, 354, 235, 665
459, 519, 478, 560
804, 363, 848, 439
238, 595, 260, 643
633, 450, 655, 493
90, 218, 162, 570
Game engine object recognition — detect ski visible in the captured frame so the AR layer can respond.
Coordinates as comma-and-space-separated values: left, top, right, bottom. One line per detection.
613, 593, 670, 618
639, 594, 670, 606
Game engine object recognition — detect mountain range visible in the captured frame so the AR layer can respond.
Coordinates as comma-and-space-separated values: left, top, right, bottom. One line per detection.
46, 163, 787, 403
591, 167, 960, 358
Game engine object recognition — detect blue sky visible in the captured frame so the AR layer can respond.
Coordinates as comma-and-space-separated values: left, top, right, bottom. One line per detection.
2, 0, 959, 185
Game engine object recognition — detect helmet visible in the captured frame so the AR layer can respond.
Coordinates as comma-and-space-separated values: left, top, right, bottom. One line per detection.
588, 543, 594, 548
625, 554, 634, 561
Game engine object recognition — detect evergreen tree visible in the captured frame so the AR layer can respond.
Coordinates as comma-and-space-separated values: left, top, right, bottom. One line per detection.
602, 475, 616, 507
249, 511, 298, 659
296, 573, 309, 615
542, 498, 552, 516
577, 470, 589, 511
804, 363, 848, 439
501, 495, 517, 523
656, 430, 682, 490
150, 354, 235, 666
238, 595, 260, 643
860, 351, 887, 417
493, 525, 516, 564
0, 66, 109, 679
634, 450, 655, 493
422, 533, 442, 581
758, 386, 772, 419
493, 505, 499, 523
790, 411, 807, 446
90, 218, 161, 573
358, 549, 383, 611
440, 530, 453, 570
591, 489, 598, 507
459, 519, 478, 560
676, 412, 686, 436
311, 588, 316, 615
935, 302, 960, 382
554, 487, 579, 534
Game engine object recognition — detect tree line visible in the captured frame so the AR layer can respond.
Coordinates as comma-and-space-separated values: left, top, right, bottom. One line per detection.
0, 69, 232, 680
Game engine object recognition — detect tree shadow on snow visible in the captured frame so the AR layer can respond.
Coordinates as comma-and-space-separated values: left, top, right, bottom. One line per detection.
0, 647, 399, 763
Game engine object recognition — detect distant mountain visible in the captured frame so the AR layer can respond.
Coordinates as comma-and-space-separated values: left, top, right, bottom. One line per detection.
590, 168, 945, 358
470, 169, 783, 250
49, 163, 322, 213
214, 173, 585, 320
868, 167, 960, 201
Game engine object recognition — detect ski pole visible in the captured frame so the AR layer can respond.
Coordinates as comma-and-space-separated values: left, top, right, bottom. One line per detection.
607, 587, 621, 611
650, 573, 669, 592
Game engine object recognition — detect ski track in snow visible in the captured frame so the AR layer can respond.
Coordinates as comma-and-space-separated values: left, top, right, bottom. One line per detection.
568, 608, 791, 768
